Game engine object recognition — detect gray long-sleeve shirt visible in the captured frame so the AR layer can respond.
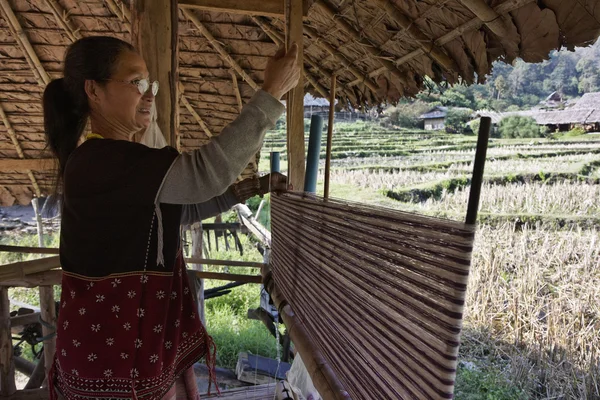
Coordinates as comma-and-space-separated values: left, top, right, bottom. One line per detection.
156, 90, 284, 223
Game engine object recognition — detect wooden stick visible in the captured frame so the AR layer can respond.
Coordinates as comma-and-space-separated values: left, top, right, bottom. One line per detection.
104, 0, 131, 31
465, 117, 491, 225
459, 0, 516, 39
230, 70, 243, 113
0, 245, 58, 255
42, 0, 81, 42
13, 357, 35, 377
0, 288, 16, 396
24, 353, 45, 390
31, 198, 43, 248
10, 312, 41, 328
195, 271, 262, 283
0, 256, 61, 282
178, 0, 308, 18
185, 258, 266, 268
324, 74, 336, 200
38, 286, 56, 387
181, 95, 213, 137
0, 159, 55, 172
182, 8, 260, 91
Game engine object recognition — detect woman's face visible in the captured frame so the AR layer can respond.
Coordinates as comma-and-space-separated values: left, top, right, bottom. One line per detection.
92, 50, 155, 132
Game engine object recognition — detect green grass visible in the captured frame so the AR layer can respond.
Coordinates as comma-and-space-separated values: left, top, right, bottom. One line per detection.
455, 364, 528, 400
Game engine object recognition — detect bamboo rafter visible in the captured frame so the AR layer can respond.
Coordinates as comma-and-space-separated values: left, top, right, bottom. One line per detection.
303, 24, 379, 93
348, 0, 536, 85
181, 95, 213, 138
0, 3, 45, 198
314, 0, 406, 86
182, 8, 260, 91
459, 0, 518, 40
43, 0, 81, 42
370, 0, 456, 71
229, 70, 243, 113
251, 16, 332, 99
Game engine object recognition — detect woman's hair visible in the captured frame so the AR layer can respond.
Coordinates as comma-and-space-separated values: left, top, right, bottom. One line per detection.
43, 36, 135, 190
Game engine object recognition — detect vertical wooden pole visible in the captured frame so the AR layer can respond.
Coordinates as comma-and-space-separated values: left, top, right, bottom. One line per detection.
465, 117, 491, 225
189, 223, 205, 326
0, 288, 16, 396
285, 0, 305, 190
31, 198, 43, 248
39, 286, 56, 386
324, 75, 336, 200
131, 0, 179, 147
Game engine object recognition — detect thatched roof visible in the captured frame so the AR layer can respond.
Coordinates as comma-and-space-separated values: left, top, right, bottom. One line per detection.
2, 0, 600, 206
574, 92, 600, 110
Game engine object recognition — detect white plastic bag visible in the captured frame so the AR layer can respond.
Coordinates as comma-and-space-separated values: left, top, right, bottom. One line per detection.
139, 101, 168, 149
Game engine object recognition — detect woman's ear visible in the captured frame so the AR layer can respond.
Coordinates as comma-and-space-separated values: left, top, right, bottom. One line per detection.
84, 79, 101, 104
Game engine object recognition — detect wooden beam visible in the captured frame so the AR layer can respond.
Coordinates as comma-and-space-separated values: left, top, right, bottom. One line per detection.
285, 0, 306, 191
104, 0, 131, 32
179, 0, 309, 18
324, 74, 336, 200
10, 312, 41, 328
0, 270, 62, 288
42, 0, 81, 42
230, 70, 243, 113
181, 8, 260, 92
0, 245, 58, 255
0, 256, 61, 283
131, 0, 179, 147
180, 95, 213, 137
39, 286, 56, 386
459, 0, 516, 40
0, 288, 16, 396
0, 158, 54, 171
195, 271, 262, 283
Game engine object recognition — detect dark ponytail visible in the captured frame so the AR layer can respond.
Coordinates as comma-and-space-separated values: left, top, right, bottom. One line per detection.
43, 36, 135, 195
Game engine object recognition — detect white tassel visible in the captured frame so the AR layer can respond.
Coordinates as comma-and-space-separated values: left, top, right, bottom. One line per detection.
155, 203, 165, 266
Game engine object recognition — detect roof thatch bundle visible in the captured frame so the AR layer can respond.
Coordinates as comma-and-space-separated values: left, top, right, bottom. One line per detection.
1, 0, 600, 206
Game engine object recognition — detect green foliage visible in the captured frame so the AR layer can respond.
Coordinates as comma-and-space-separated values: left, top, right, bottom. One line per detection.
564, 126, 587, 137
383, 100, 431, 128
455, 364, 527, 400
445, 109, 473, 134
498, 116, 543, 139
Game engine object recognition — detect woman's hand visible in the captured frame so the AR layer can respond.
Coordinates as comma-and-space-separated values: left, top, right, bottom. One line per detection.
262, 44, 301, 100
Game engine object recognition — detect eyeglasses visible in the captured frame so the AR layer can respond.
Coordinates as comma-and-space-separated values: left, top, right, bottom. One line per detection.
103, 78, 159, 96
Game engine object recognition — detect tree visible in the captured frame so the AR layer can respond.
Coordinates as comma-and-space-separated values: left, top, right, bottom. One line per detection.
498, 116, 542, 139
445, 109, 473, 134
494, 76, 509, 99
383, 100, 431, 128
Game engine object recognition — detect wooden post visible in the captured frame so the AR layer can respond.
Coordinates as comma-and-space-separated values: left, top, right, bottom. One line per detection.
38, 286, 56, 387
0, 288, 16, 396
285, 0, 306, 190
324, 74, 336, 200
131, 0, 179, 147
189, 224, 205, 325
31, 198, 43, 248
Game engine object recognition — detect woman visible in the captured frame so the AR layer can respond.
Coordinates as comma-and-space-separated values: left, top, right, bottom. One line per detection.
43, 36, 299, 399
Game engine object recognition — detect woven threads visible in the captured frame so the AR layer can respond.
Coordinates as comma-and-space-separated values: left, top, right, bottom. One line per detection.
270, 193, 475, 400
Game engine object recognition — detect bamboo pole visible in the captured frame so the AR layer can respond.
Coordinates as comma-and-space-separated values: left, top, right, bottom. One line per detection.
31, 198, 43, 248
0, 270, 62, 288
104, 0, 131, 31
0, 256, 61, 282
42, 0, 81, 42
185, 258, 267, 268
324, 74, 336, 200
38, 286, 56, 387
0, 2, 50, 85
195, 271, 262, 283
181, 95, 213, 137
459, 0, 516, 39
189, 224, 205, 325
182, 8, 260, 91
230, 70, 243, 113
0, 288, 16, 396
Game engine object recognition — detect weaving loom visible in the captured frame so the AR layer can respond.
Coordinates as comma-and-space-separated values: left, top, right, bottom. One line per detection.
263, 121, 491, 400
